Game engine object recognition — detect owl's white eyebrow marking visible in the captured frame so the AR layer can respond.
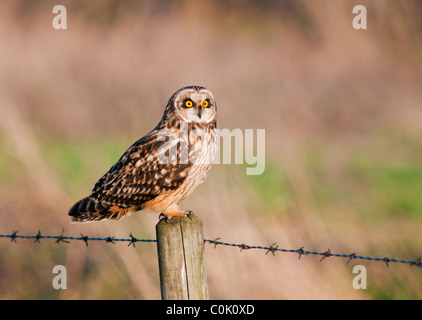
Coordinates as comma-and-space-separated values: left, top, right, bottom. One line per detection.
174, 89, 197, 106
198, 89, 214, 100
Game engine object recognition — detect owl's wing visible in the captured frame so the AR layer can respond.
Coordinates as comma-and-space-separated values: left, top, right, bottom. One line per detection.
89, 130, 194, 208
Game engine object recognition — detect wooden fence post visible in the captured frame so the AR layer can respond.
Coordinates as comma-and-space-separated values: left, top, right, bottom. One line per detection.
156, 214, 208, 300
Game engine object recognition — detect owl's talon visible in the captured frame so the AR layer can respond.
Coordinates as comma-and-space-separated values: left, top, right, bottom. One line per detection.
184, 210, 194, 219
159, 213, 169, 223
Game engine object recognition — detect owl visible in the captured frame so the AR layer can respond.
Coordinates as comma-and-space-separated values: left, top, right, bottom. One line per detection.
68, 86, 217, 222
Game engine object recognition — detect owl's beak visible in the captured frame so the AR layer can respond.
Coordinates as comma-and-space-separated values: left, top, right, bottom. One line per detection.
197, 105, 203, 119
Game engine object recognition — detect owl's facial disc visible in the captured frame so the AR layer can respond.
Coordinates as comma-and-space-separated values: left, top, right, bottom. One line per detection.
173, 88, 216, 124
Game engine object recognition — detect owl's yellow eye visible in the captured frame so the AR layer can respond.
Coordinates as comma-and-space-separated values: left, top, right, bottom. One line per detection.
203, 100, 209, 108
185, 100, 193, 108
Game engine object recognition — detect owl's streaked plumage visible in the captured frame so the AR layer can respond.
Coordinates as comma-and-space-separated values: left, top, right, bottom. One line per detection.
68, 86, 217, 223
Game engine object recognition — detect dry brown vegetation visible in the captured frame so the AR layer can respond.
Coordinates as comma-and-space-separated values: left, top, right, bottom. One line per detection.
0, 0, 422, 299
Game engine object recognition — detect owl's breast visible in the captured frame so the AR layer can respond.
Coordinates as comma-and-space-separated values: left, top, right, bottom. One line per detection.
174, 126, 217, 200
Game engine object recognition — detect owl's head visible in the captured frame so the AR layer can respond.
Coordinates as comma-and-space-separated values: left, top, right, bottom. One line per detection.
167, 86, 217, 124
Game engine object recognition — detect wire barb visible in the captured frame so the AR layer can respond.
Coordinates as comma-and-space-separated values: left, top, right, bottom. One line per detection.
320, 249, 331, 262
206, 238, 221, 249
128, 233, 138, 247
80, 234, 89, 246
296, 246, 307, 260
265, 243, 278, 256
347, 253, 357, 263
55, 229, 70, 244
411, 257, 421, 268
238, 243, 251, 252
34, 230, 42, 244
10, 230, 18, 243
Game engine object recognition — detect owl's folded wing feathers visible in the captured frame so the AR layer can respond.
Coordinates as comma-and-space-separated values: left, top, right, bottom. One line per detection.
91, 133, 192, 206
69, 132, 192, 222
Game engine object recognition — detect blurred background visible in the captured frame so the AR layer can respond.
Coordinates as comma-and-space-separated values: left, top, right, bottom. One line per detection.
0, 0, 421, 299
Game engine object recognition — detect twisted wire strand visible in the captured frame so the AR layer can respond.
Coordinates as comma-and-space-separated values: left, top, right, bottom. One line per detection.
1, 231, 421, 267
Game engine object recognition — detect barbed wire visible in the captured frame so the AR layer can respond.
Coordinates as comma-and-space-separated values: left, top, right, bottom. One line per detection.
0, 230, 155, 247
1, 230, 421, 268
204, 238, 421, 268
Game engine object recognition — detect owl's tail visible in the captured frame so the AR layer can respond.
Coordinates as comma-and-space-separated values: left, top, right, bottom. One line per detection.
68, 197, 133, 223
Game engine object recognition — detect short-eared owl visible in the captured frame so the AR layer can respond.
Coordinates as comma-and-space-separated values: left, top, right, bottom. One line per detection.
68, 86, 217, 223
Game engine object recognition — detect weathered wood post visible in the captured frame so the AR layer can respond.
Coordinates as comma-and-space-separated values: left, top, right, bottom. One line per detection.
156, 214, 208, 300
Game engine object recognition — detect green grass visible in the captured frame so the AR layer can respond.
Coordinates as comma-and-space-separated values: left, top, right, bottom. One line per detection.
360, 164, 422, 220
41, 132, 422, 224
349, 133, 422, 221
247, 132, 422, 223
40, 137, 128, 194
246, 162, 293, 212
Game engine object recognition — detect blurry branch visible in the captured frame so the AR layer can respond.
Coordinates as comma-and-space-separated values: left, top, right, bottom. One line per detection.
1, 230, 421, 268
